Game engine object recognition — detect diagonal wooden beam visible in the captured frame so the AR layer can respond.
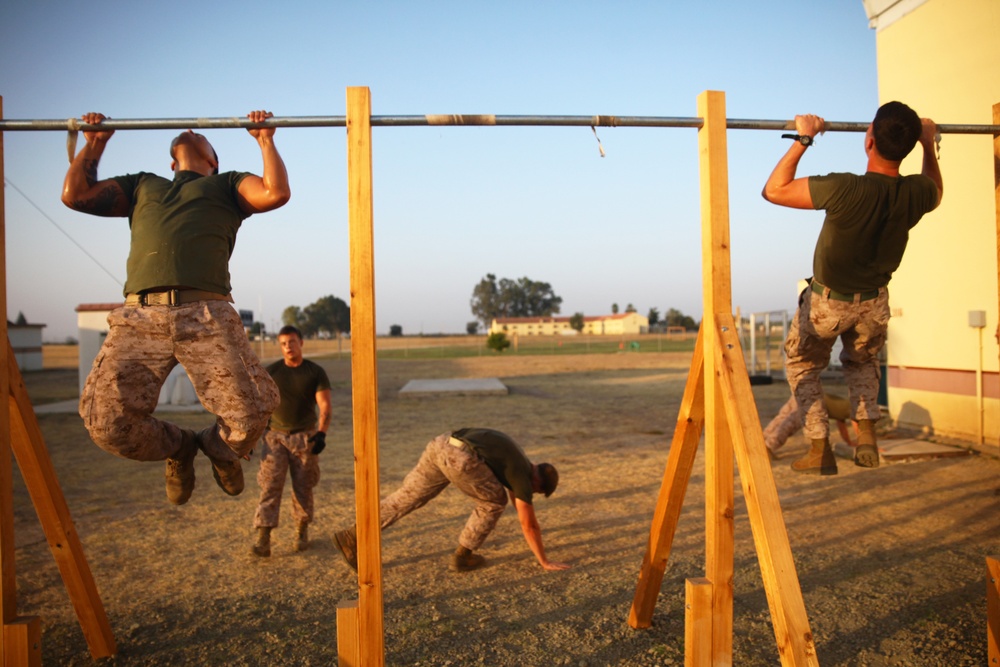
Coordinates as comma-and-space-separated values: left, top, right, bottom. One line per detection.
7, 342, 115, 659
628, 326, 706, 628
714, 315, 818, 666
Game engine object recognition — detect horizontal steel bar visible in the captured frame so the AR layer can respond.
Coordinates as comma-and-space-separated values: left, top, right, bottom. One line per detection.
0, 115, 997, 134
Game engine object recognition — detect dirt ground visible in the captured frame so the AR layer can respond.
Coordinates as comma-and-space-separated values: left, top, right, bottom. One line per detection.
9, 348, 999, 665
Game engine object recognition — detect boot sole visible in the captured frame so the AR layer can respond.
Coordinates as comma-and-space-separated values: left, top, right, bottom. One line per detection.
332, 534, 358, 571
854, 444, 880, 468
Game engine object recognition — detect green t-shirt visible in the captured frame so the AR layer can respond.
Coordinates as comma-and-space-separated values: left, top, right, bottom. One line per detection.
112, 170, 251, 296
451, 428, 535, 504
808, 171, 938, 293
266, 359, 331, 432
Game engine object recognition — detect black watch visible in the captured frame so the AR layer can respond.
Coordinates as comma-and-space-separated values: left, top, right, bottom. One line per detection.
781, 133, 814, 147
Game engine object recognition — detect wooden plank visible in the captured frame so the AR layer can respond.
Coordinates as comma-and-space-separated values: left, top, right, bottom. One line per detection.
698, 89, 734, 665
994, 102, 999, 438
337, 600, 360, 667
346, 86, 385, 667
988, 556, 1000, 665
629, 326, 705, 629
0, 95, 16, 661
685, 578, 713, 667
714, 315, 818, 666
2, 617, 41, 667
7, 346, 116, 659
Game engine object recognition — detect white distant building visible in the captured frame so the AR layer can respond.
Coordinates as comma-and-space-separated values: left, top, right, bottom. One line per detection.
8, 319, 45, 371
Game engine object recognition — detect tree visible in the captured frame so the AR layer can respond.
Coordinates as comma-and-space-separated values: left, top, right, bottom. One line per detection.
611, 303, 619, 314
302, 295, 351, 338
283, 297, 351, 338
470, 274, 563, 329
569, 312, 585, 332
664, 308, 698, 330
466, 321, 480, 335
250, 321, 266, 336
647, 307, 660, 327
282, 305, 305, 329
486, 332, 511, 353
625, 303, 637, 313
389, 324, 403, 337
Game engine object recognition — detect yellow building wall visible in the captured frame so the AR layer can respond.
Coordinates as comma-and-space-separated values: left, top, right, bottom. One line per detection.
874, 0, 1000, 442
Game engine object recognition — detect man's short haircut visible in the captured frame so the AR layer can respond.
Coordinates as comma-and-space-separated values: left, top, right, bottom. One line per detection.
278, 325, 303, 340
537, 463, 559, 497
872, 101, 922, 162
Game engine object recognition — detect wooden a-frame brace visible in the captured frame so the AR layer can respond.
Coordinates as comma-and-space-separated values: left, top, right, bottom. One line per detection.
627, 90, 819, 666
0, 99, 116, 665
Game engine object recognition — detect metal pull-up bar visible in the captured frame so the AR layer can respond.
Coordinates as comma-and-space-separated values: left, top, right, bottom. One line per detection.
1, 115, 998, 134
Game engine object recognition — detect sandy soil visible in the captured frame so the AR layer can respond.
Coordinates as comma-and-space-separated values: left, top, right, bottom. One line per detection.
10, 349, 998, 666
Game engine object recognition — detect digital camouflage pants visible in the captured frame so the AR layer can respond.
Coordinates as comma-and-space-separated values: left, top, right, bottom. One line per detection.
378, 433, 508, 551
79, 301, 279, 463
253, 429, 320, 528
783, 285, 888, 440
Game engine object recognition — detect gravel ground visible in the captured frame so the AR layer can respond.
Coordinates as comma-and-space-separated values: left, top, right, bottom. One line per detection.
10, 352, 998, 665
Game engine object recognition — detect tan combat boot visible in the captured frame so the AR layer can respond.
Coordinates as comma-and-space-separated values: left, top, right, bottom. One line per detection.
252, 527, 271, 558
198, 426, 245, 496
450, 546, 485, 572
854, 419, 880, 468
791, 438, 838, 475
165, 429, 199, 505
332, 527, 358, 571
295, 522, 309, 552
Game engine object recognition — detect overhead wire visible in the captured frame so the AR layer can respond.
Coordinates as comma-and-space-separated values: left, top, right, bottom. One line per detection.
3, 177, 124, 287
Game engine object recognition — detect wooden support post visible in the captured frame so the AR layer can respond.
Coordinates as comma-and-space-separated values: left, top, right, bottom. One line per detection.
337, 600, 360, 667
988, 556, 1000, 665
630, 90, 819, 666
629, 326, 705, 629
685, 578, 713, 667
2, 617, 40, 667
345, 86, 385, 667
993, 102, 999, 451
698, 89, 735, 664
6, 344, 115, 659
0, 93, 21, 667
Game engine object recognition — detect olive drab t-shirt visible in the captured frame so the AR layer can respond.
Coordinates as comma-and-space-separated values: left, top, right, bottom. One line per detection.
111, 170, 251, 296
450, 427, 535, 504
808, 171, 938, 294
266, 359, 331, 433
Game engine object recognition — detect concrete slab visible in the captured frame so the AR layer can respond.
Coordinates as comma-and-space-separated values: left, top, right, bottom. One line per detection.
399, 378, 508, 397
832, 437, 971, 463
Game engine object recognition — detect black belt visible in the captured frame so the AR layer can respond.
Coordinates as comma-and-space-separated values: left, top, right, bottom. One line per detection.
125, 289, 233, 307
811, 280, 879, 303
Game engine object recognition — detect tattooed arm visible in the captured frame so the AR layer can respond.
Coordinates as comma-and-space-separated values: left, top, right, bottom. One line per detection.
61, 112, 129, 216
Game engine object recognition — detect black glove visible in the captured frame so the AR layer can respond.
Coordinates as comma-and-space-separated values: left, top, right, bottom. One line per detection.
308, 431, 327, 455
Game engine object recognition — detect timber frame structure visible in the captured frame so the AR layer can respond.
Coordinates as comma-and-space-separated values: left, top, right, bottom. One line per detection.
0, 89, 998, 666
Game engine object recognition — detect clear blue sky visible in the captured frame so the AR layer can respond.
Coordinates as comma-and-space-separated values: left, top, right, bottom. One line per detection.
1, 1, 880, 341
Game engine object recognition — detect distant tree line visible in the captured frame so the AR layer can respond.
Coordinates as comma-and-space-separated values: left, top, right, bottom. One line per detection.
282, 295, 350, 338
470, 274, 563, 330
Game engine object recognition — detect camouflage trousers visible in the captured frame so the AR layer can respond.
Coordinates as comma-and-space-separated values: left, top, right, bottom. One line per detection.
379, 433, 508, 551
79, 301, 279, 462
253, 429, 320, 528
783, 284, 888, 440
762, 393, 853, 452
762, 395, 802, 452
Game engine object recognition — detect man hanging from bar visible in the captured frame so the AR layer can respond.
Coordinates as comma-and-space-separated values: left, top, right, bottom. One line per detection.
61, 110, 290, 504
761, 102, 942, 475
